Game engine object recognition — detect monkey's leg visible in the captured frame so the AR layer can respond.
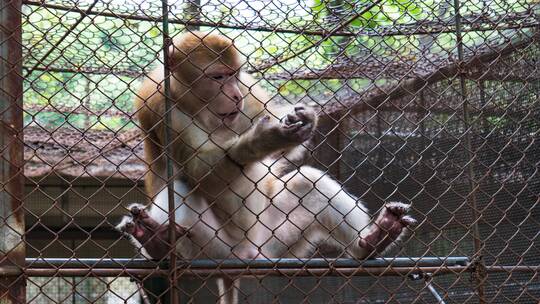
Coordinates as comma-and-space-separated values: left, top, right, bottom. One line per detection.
358, 202, 416, 256
121, 204, 188, 259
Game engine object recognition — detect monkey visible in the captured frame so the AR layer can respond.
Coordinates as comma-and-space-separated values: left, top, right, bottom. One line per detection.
117, 31, 416, 303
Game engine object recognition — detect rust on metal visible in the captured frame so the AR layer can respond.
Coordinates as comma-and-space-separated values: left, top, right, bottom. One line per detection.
0, 266, 469, 278
0, 0, 25, 303
6, 0, 540, 302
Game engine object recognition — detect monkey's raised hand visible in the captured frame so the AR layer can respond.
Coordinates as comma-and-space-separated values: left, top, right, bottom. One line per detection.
255, 104, 317, 147
282, 105, 318, 141
227, 104, 317, 166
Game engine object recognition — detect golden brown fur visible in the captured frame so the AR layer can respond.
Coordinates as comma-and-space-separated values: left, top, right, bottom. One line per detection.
120, 31, 416, 304
135, 32, 266, 198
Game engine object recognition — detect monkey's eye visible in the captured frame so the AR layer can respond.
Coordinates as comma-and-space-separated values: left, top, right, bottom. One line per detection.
212, 75, 225, 80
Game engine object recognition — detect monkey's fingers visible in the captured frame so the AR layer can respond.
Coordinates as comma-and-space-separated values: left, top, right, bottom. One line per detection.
385, 202, 410, 217
131, 207, 165, 232
283, 120, 303, 129
121, 220, 151, 240
284, 113, 302, 126
400, 215, 417, 227
129, 205, 147, 218
282, 121, 313, 142
295, 123, 315, 142
121, 220, 136, 235
294, 104, 317, 124
359, 203, 417, 255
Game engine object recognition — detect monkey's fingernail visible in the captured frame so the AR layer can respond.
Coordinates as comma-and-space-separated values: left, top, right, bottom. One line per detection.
284, 121, 303, 129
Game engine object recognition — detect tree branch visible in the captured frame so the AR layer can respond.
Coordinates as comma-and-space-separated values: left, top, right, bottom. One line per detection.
246, 0, 384, 74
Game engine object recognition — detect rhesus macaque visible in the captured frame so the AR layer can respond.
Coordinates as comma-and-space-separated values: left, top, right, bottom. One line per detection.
117, 31, 416, 303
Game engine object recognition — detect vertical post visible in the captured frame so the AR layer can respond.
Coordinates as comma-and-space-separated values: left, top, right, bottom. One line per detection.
452, 0, 487, 303
161, 1, 179, 304
0, 0, 25, 303
185, 0, 201, 31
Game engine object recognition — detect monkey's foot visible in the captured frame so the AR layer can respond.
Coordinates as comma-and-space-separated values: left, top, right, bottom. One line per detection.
118, 204, 188, 259
359, 202, 416, 255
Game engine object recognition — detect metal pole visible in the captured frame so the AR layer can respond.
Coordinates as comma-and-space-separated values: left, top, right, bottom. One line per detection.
452, 0, 487, 302
410, 272, 447, 304
426, 283, 447, 304
0, 0, 25, 302
161, 0, 179, 303
23, 257, 470, 269
3, 264, 537, 278
1, 265, 470, 277
425, 274, 447, 304
184, 0, 201, 31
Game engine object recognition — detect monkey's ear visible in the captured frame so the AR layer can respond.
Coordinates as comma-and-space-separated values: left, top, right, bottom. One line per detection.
167, 43, 187, 69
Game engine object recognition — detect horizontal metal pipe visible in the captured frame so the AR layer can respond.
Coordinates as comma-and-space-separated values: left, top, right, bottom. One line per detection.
25, 258, 163, 269
21, 0, 539, 38
1, 264, 537, 278
24, 257, 470, 269
1, 266, 468, 278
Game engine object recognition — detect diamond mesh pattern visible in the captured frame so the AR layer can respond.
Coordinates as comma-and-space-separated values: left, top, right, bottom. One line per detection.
0, 0, 538, 303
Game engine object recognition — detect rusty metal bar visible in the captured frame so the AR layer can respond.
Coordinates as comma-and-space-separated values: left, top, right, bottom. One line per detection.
3, 264, 536, 278
161, 0, 180, 303
452, 0, 487, 303
409, 273, 448, 303
23, 257, 470, 269
185, 0, 201, 31
136, 281, 152, 304
2, 261, 536, 278
426, 282, 447, 304
0, 266, 469, 277
21, 0, 540, 37
0, 0, 25, 303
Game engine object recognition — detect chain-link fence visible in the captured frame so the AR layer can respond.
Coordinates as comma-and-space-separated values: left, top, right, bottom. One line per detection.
1, 0, 539, 303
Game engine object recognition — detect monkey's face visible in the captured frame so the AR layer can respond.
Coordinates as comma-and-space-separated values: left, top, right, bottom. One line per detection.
176, 64, 245, 130
202, 67, 244, 125
168, 32, 245, 130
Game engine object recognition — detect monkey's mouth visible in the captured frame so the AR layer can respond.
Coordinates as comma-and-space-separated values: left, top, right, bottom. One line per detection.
217, 111, 240, 120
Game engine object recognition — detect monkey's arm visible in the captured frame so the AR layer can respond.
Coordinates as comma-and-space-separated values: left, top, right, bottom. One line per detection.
227, 105, 317, 165
182, 106, 317, 192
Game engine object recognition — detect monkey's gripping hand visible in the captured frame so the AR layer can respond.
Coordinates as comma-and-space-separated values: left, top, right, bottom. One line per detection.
117, 204, 189, 259
280, 104, 318, 142
257, 104, 317, 145
227, 104, 317, 166
359, 202, 417, 257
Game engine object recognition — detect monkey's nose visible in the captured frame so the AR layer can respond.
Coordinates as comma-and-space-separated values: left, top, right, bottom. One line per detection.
232, 94, 241, 103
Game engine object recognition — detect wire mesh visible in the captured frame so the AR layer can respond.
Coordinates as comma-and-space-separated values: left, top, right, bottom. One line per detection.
0, 0, 538, 303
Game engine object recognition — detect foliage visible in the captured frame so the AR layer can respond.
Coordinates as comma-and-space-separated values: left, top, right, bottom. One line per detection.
21, 0, 534, 130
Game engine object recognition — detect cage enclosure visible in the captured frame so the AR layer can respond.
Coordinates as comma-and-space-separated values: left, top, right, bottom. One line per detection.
0, 0, 539, 303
